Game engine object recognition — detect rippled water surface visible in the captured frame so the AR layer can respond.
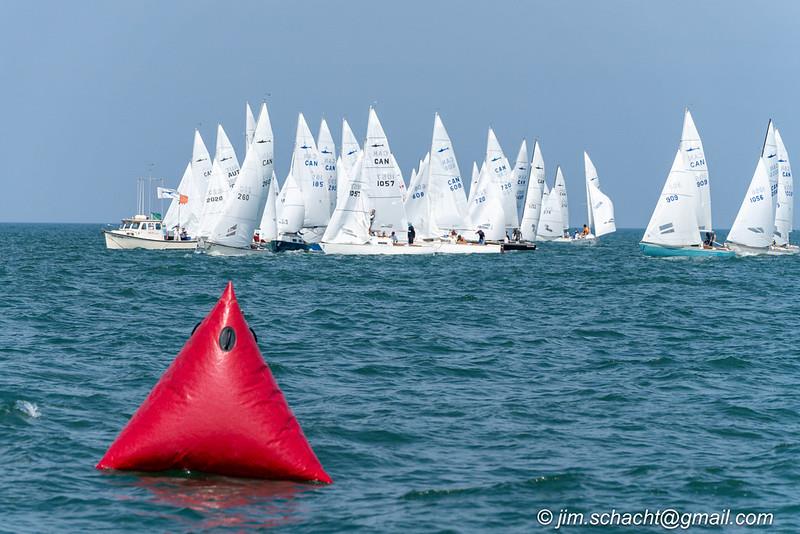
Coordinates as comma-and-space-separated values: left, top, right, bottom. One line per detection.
1, 224, 799, 532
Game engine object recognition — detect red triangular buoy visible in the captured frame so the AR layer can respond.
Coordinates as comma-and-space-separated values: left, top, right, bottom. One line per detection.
96, 282, 331, 484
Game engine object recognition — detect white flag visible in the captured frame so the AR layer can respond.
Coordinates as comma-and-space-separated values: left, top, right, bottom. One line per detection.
157, 187, 180, 200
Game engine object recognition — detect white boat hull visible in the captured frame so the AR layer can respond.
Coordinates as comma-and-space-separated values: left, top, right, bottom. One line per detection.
550, 234, 597, 244
725, 242, 770, 256
768, 244, 800, 255
320, 241, 436, 255
198, 240, 267, 257
436, 242, 503, 254
103, 230, 197, 250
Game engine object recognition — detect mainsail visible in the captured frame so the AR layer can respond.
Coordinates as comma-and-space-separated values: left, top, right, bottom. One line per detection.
511, 140, 529, 221
774, 128, 794, 246
363, 107, 408, 238
209, 103, 275, 248
584, 151, 616, 237
486, 129, 518, 229
318, 119, 338, 215
519, 140, 546, 241
680, 109, 712, 233
215, 124, 241, 188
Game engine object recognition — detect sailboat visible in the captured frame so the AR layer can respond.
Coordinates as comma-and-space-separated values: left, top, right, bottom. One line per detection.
272, 113, 329, 252
518, 140, 546, 242
320, 107, 435, 255
201, 103, 275, 255
575, 151, 616, 242
771, 127, 798, 254
640, 148, 734, 257
486, 129, 518, 234
769, 128, 800, 255
536, 166, 569, 241
724, 124, 777, 256
411, 114, 502, 253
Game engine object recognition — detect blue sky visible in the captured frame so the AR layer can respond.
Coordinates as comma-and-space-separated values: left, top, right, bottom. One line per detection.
2, 0, 798, 227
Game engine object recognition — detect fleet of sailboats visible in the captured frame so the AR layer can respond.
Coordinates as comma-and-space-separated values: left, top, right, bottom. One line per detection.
107, 102, 798, 258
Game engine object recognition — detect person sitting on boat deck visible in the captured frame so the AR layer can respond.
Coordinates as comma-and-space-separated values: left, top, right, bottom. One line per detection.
368, 209, 376, 235
703, 231, 713, 247
582, 224, 590, 236
573, 230, 580, 239
408, 223, 416, 245
180, 228, 188, 240
476, 229, 486, 245
391, 231, 398, 244
457, 234, 466, 243
512, 228, 522, 242
449, 229, 458, 243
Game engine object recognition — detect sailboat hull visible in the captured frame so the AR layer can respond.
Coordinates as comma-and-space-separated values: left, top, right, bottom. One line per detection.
724, 242, 770, 257
767, 244, 800, 255
436, 243, 504, 254
640, 242, 735, 258
319, 242, 437, 255
199, 241, 266, 256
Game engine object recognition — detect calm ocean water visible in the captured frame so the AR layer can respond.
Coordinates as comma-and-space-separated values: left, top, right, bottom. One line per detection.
1, 223, 799, 532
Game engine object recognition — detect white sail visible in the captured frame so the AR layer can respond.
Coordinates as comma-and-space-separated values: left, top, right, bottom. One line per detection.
486, 129, 518, 229
277, 171, 305, 235
318, 119, 338, 215
642, 149, 701, 247
727, 157, 774, 249
187, 130, 213, 236
292, 113, 330, 228
512, 140, 529, 221
197, 158, 229, 238
245, 102, 256, 155
519, 140, 546, 241
209, 103, 275, 248
467, 161, 480, 204
215, 124, 241, 188
554, 166, 569, 232
584, 151, 616, 237
536, 172, 566, 241
774, 128, 793, 246
323, 153, 372, 244
680, 109, 712, 233
163, 162, 192, 232
363, 107, 408, 237
341, 119, 361, 172
428, 114, 469, 234
405, 153, 431, 237
468, 160, 505, 240
258, 170, 278, 241
762, 120, 779, 203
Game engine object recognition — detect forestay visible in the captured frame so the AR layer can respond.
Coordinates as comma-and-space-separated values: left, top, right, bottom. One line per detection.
641, 150, 701, 247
